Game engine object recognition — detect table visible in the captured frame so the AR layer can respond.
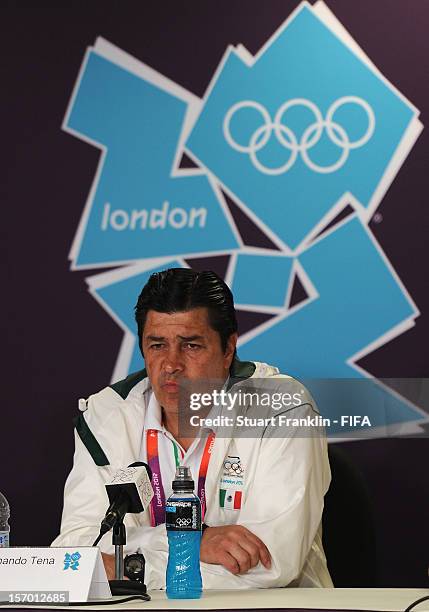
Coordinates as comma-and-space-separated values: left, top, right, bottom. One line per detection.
1, 588, 429, 612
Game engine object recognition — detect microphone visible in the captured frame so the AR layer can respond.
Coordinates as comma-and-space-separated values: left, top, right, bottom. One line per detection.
94, 462, 153, 544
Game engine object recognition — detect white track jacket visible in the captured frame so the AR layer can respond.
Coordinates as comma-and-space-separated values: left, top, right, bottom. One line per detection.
52, 359, 333, 589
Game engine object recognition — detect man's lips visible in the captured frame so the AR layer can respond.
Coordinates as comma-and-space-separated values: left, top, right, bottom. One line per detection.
162, 381, 180, 392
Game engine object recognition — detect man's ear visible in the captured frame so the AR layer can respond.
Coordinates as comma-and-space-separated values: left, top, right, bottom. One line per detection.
224, 333, 238, 367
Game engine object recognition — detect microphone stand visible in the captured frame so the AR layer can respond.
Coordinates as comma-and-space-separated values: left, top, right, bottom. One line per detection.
113, 521, 125, 581
108, 518, 149, 597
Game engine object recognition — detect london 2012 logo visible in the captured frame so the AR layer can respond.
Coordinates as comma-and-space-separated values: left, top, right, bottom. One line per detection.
63, 552, 81, 571
64, 2, 426, 435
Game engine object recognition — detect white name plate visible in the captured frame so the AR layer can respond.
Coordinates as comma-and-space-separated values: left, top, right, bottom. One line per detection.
0, 547, 111, 602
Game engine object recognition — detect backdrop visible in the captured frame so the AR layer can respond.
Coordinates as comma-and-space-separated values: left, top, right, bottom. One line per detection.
2, 0, 428, 587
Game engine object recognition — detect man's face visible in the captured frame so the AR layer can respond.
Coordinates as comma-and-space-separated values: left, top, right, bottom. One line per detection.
142, 308, 237, 413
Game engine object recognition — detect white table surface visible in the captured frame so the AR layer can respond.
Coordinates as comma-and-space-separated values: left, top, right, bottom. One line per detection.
2, 588, 429, 611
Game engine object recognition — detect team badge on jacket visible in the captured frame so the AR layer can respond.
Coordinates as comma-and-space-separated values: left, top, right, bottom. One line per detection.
223, 456, 244, 476
220, 488, 242, 509
219, 456, 244, 510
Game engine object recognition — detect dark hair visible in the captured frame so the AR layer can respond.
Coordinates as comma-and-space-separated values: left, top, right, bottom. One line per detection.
135, 268, 238, 354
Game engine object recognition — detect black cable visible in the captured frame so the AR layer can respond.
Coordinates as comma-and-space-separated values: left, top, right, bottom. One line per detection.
69, 594, 151, 605
92, 532, 103, 547
0, 594, 151, 607
404, 594, 429, 612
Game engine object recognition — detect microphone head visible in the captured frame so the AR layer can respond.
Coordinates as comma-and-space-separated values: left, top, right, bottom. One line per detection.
128, 461, 153, 481
105, 465, 154, 514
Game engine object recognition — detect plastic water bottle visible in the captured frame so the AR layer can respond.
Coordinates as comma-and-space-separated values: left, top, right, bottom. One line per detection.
0, 491, 10, 547
166, 467, 202, 599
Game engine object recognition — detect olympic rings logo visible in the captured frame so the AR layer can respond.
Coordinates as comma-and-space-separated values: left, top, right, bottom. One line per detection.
176, 518, 192, 527
223, 96, 375, 175
223, 457, 244, 476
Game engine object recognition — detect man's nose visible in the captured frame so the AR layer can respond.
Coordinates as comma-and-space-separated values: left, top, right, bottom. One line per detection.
163, 347, 184, 374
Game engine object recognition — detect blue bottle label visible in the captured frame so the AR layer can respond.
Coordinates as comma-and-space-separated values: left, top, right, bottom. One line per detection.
165, 499, 201, 531
0, 532, 9, 547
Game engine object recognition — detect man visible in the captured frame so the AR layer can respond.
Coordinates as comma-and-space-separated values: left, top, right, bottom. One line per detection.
52, 268, 332, 589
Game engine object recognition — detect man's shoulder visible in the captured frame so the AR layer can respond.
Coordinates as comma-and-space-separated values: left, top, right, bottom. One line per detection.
74, 369, 150, 467
109, 368, 149, 399
232, 359, 317, 412
233, 358, 297, 381
242, 358, 305, 385
230, 358, 281, 381
79, 368, 149, 418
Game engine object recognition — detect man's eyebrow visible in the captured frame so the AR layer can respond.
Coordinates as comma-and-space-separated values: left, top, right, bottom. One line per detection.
144, 334, 205, 342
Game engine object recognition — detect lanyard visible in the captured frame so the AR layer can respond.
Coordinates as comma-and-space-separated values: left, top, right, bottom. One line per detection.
172, 440, 183, 469
146, 429, 215, 527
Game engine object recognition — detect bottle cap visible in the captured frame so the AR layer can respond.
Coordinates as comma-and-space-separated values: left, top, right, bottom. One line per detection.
172, 466, 194, 491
